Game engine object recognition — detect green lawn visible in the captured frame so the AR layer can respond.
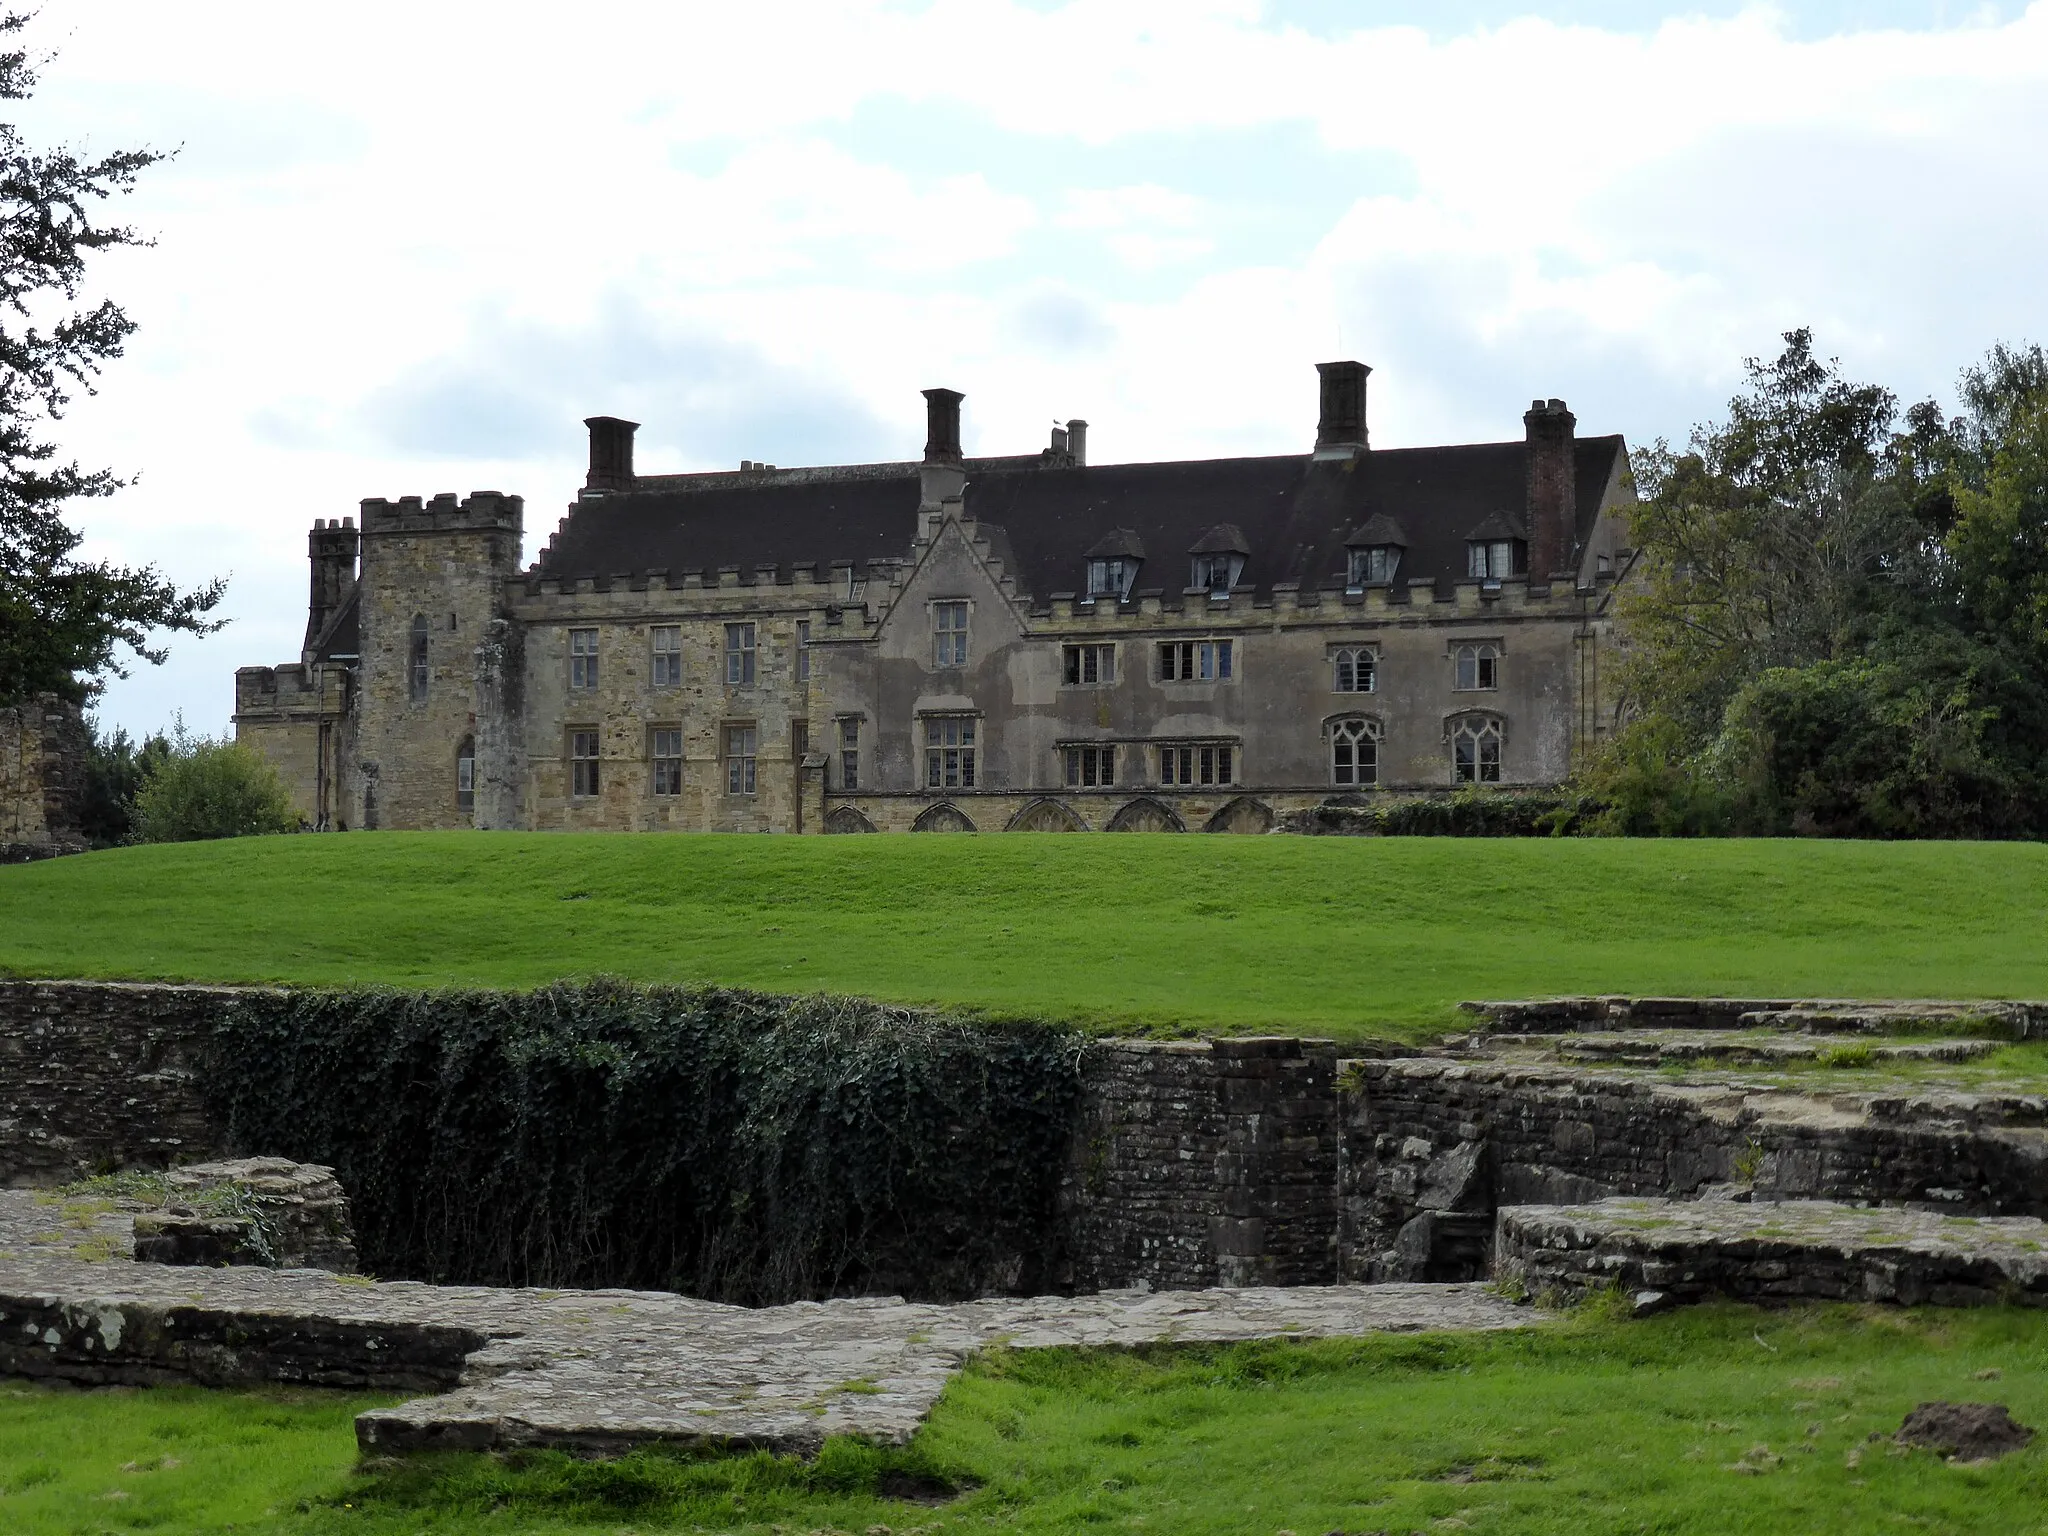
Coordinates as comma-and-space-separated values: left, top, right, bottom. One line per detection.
6, 1305, 2048, 1535
3, 834, 2046, 1036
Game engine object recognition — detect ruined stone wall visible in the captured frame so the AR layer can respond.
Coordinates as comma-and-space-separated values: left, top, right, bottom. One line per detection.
0, 695, 88, 859
1059, 1038, 1341, 1289
1341, 1059, 2048, 1280
0, 982, 236, 1185
13, 981, 2046, 1299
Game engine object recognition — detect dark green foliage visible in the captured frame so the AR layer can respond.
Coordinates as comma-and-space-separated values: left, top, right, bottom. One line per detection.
1600, 330, 2048, 838
1289, 790, 1599, 837
206, 981, 1087, 1303
76, 717, 168, 846
0, 13, 222, 705
132, 733, 298, 841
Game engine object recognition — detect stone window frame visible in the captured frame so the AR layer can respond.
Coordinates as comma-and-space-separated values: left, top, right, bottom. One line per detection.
1156, 740, 1237, 787
649, 625, 683, 688
1062, 642, 1116, 687
722, 721, 758, 796
1330, 644, 1378, 694
796, 618, 812, 684
568, 727, 601, 799
1326, 714, 1382, 788
649, 726, 684, 797
932, 599, 971, 668
1061, 742, 1116, 788
724, 622, 756, 687
456, 735, 476, 811
922, 711, 979, 790
1158, 638, 1234, 683
835, 714, 863, 792
568, 628, 600, 693
1451, 639, 1503, 692
1446, 711, 1505, 784
409, 614, 430, 702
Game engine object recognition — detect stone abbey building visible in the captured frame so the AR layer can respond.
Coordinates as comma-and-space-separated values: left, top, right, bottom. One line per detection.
232, 363, 1634, 834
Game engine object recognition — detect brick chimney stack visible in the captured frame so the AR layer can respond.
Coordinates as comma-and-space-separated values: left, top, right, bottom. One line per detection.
1524, 398, 1577, 582
583, 416, 639, 493
920, 387, 966, 509
303, 516, 359, 659
1067, 418, 1088, 467
1314, 360, 1371, 459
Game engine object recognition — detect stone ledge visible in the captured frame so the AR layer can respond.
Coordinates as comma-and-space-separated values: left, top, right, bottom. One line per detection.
0, 1190, 1534, 1455
1495, 1198, 2048, 1309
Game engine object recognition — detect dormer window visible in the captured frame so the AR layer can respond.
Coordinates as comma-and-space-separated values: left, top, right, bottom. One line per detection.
1189, 524, 1250, 595
1349, 545, 1400, 585
1083, 528, 1145, 602
1191, 553, 1243, 594
1467, 539, 1523, 579
1088, 557, 1138, 601
1463, 513, 1527, 581
1342, 514, 1409, 589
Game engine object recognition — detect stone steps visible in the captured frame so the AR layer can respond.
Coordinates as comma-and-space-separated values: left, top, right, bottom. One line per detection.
1471, 1030, 2001, 1067
1496, 1197, 2048, 1310
1461, 997, 2048, 1039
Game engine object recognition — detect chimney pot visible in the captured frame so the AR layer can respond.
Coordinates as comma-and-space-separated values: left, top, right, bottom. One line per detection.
1314, 361, 1371, 458
584, 416, 640, 492
1067, 418, 1088, 466
920, 387, 966, 509
922, 387, 964, 464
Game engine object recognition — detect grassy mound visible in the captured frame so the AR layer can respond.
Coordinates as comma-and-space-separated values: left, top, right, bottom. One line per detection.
2, 834, 2045, 1038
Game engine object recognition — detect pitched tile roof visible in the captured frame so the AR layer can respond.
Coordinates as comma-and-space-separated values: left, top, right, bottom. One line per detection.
531, 436, 1626, 602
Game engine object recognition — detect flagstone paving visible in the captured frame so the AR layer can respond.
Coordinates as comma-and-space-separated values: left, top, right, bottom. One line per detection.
0, 1190, 1534, 1454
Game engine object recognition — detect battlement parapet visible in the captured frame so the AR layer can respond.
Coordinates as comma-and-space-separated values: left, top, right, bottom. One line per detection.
360, 491, 523, 537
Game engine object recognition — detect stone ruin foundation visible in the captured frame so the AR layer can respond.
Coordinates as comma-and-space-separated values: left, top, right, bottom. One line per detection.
5, 982, 2048, 1452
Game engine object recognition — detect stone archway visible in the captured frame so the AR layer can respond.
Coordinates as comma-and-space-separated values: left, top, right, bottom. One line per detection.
823, 805, 878, 834
1104, 797, 1186, 832
1005, 798, 1086, 832
1203, 795, 1275, 834
911, 802, 977, 833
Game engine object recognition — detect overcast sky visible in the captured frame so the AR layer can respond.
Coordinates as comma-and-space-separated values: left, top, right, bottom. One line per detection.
15, 0, 2048, 739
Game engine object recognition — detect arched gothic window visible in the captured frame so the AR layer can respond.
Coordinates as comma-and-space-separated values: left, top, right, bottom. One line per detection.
1454, 643, 1499, 691
1450, 716, 1503, 783
409, 614, 430, 701
1331, 646, 1377, 693
1329, 716, 1382, 787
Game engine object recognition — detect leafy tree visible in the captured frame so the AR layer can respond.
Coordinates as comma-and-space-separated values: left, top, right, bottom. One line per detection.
1593, 331, 2048, 839
0, 12, 222, 705
76, 716, 169, 846
1612, 330, 1915, 741
131, 724, 297, 842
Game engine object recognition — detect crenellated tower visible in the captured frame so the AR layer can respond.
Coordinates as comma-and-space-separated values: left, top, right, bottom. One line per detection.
352, 491, 524, 829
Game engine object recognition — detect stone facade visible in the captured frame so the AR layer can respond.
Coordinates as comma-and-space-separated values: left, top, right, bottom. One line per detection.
0, 693, 88, 859
234, 364, 1638, 833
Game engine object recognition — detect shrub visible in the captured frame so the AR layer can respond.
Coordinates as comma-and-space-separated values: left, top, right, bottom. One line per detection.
132, 728, 298, 841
